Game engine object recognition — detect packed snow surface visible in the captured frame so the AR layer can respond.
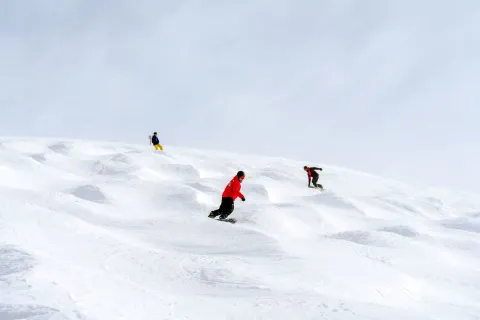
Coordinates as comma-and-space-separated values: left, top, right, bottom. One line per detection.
1, 138, 480, 319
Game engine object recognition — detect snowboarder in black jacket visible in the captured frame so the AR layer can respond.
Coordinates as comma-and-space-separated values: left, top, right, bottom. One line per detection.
304, 166, 323, 189
149, 132, 163, 151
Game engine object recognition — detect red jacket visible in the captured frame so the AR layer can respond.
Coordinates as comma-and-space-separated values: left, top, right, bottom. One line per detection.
222, 176, 244, 200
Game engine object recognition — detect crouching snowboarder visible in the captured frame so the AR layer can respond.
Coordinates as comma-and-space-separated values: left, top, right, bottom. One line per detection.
304, 166, 323, 189
209, 171, 246, 220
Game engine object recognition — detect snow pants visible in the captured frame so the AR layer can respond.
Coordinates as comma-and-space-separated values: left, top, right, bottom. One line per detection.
209, 197, 234, 219
312, 175, 322, 188
154, 144, 163, 150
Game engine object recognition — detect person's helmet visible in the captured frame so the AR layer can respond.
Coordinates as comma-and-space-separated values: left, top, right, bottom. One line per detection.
153, 132, 157, 135
237, 170, 245, 180
303, 166, 308, 171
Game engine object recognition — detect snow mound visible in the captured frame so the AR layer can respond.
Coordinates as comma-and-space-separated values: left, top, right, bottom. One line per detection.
70, 184, 108, 203
0, 245, 34, 277
30, 153, 47, 163
0, 138, 479, 320
48, 142, 72, 155
0, 304, 64, 320
327, 230, 391, 247
379, 225, 420, 238
442, 216, 480, 233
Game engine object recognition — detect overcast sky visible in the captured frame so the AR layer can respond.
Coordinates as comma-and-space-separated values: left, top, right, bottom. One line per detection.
1, 0, 480, 192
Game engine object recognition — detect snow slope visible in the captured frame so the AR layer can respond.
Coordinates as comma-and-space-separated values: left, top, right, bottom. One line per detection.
1, 138, 480, 320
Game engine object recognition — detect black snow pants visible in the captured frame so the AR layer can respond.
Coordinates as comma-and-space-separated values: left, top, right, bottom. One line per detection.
312, 174, 323, 188
209, 197, 234, 219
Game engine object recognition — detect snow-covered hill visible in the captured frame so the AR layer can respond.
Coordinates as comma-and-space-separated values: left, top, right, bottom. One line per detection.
1, 138, 479, 319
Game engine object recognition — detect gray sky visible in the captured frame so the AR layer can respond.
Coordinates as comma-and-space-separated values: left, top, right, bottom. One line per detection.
1, 0, 480, 192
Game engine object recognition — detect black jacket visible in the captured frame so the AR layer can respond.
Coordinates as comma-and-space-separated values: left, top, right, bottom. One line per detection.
306, 167, 322, 178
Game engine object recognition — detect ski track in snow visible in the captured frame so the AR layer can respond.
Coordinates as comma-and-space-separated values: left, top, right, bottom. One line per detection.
0, 138, 480, 319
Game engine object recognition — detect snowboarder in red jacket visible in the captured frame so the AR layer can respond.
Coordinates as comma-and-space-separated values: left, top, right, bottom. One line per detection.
304, 166, 323, 189
209, 171, 246, 220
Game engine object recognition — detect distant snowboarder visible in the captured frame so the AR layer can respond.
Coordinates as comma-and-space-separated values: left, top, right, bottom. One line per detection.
209, 171, 246, 220
149, 132, 163, 151
304, 166, 323, 189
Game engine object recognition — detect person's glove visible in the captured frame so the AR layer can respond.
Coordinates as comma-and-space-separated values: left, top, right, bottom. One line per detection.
241, 197, 246, 202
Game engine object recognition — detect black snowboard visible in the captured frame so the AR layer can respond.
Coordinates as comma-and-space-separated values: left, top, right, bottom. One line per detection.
217, 218, 236, 224
208, 216, 236, 224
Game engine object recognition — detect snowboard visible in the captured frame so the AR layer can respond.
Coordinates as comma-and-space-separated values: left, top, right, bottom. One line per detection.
208, 215, 237, 224
216, 218, 237, 224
